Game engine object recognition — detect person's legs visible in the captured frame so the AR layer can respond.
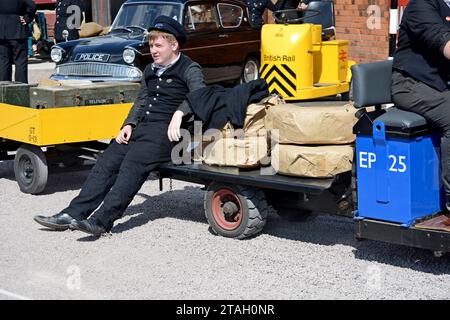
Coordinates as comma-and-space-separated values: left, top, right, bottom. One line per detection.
0, 40, 12, 81
34, 138, 133, 230
89, 155, 160, 231
392, 71, 450, 209
10, 39, 28, 83
61, 140, 131, 221
84, 122, 173, 232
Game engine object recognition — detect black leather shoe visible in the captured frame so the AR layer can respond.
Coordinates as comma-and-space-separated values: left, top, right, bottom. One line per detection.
70, 219, 108, 236
34, 213, 76, 231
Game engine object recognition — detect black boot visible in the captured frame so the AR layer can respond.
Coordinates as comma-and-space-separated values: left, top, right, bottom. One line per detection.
34, 213, 77, 231
70, 218, 108, 236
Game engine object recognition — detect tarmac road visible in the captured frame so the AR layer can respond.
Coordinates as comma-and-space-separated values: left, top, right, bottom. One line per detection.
0, 59, 448, 300
0, 160, 449, 300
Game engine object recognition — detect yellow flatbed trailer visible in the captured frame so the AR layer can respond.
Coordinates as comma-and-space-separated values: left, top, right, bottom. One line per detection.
0, 102, 132, 194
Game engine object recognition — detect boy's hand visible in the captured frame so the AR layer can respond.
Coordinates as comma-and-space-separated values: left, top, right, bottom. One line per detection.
116, 125, 133, 144
168, 110, 184, 142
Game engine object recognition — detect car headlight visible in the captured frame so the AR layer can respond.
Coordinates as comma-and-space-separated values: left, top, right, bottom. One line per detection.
127, 68, 141, 79
123, 49, 136, 64
50, 47, 64, 63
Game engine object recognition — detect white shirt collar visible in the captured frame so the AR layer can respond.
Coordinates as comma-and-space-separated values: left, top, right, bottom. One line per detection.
151, 53, 181, 76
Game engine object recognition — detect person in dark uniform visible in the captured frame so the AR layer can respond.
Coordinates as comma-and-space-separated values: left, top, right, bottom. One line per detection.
0, 0, 36, 83
242, 0, 285, 27
54, 0, 84, 43
275, 0, 310, 22
391, 0, 450, 224
283, 0, 310, 11
34, 16, 206, 236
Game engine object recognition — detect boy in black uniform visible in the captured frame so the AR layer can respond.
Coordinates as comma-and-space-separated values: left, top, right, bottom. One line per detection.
0, 0, 36, 83
34, 16, 206, 236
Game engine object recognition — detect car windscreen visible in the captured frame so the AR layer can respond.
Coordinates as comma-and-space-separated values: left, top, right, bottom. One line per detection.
111, 3, 183, 32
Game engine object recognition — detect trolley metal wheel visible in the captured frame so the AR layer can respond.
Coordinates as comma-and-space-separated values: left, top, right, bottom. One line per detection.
14, 144, 48, 194
204, 182, 269, 239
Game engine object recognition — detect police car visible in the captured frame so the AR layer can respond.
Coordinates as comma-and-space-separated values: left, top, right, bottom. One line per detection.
50, 0, 261, 84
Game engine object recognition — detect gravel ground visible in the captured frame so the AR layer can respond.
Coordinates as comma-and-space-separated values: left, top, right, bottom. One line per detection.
0, 61, 448, 300
0, 159, 449, 300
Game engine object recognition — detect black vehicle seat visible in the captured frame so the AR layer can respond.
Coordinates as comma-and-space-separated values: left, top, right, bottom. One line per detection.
302, 0, 335, 40
351, 59, 431, 135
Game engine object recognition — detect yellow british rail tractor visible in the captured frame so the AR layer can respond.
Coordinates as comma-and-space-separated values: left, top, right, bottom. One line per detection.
260, 1, 352, 101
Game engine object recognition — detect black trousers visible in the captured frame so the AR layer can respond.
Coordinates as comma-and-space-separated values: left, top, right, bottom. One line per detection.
392, 70, 450, 202
0, 39, 28, 83
62, 120, 173, 231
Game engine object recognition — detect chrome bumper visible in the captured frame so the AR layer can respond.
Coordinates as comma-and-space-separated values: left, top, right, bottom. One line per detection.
51, 62, 143, 82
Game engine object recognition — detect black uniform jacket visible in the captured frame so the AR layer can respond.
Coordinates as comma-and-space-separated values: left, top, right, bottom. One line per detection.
55, 0, 83, 42
186, 79, 269, 131
278, 0, 310, 9
243, 0, 283, 26
123, 54, 205, 128
275, 0, 310, 20
0, 0, 36, 40
393, 0, 450, 91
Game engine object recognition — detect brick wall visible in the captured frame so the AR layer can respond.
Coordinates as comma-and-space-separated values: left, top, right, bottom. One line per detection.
266, 0, 391, 63
334, 0, 390, 63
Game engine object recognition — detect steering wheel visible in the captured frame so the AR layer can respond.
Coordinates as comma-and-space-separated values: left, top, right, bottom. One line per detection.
273, 8, 320, 24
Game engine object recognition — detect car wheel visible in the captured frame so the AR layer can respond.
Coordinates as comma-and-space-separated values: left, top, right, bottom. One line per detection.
241, 57, 260, 84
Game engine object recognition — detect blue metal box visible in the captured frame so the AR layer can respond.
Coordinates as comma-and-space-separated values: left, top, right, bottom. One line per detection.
355, 115, 442, 226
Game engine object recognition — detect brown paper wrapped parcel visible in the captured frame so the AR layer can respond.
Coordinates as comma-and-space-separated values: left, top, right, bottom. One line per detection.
79, 22, 104, 38
196, 95, 283, 166
221, 94, 284, 135
271, 144, 354, 178
265, 103, 358, 145
202, 129, 269, 168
